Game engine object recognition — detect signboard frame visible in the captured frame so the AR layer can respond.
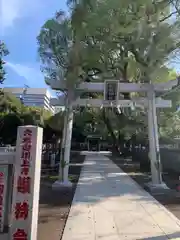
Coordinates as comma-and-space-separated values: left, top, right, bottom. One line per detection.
0, 165, 8, 233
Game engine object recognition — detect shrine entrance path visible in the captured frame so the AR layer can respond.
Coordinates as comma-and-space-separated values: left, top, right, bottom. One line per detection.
62, 153, 180, 240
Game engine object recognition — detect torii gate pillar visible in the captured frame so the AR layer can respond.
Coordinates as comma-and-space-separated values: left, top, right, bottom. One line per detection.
63, 105, 74, 184
147, 89, 168, 190
148, 90, 162, 184
52, 103, 74, 189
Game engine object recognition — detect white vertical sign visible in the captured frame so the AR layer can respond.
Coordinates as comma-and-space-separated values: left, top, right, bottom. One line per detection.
10, 126, 43, 240
0, 165, 8, 232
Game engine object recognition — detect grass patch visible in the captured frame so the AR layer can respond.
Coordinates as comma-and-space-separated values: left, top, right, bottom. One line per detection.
48, 175, 59, 180
42, 174, 79, 183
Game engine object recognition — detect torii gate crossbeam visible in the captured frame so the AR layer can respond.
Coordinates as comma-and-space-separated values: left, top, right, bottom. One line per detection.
48, 78, 179, 92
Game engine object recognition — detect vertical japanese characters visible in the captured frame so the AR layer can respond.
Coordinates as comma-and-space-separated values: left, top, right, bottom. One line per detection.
12, 129, 32, 240
105, 81, 118, 101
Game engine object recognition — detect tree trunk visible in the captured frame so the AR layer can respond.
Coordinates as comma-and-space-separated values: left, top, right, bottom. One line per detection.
102, 108, 120, 153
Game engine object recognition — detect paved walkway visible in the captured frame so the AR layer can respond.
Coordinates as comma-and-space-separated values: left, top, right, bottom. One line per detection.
62, 153, 180, 240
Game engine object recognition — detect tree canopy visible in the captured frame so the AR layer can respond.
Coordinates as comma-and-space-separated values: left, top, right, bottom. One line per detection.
37, 0, 180, 148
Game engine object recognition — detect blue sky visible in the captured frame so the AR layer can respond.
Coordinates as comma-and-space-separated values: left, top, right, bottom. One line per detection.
1, 0, 68, 94
1, 1, 180, 94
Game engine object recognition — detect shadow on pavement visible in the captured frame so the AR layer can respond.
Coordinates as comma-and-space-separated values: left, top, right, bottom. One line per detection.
137, 231, 180, 239
39, 183, 75, 206
69, 156, 159, 205
112, 157, 180, 220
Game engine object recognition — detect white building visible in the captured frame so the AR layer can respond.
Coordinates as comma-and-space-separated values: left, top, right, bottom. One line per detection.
3, 87, 55, 114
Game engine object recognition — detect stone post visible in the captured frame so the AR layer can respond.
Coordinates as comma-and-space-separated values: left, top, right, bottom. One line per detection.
9, 126, 43, 240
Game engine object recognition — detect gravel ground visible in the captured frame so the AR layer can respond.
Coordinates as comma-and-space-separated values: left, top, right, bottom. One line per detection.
37, 182, 75, 240
37, 152, 84, 240
38, 152, 84, 240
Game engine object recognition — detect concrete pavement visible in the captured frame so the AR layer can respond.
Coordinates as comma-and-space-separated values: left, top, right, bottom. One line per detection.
62, 153, 180, 240
1, 233, 7, 240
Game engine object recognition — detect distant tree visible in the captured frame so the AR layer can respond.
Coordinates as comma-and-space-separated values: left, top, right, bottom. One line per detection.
0, 91, 22, 113
0, 113, 22, 145
0, 41, 9, 84
22, 106, 52, 127
0, 92, 55, 145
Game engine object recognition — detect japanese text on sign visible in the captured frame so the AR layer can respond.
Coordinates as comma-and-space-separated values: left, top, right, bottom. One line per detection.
13, 129, 32, 240
105, 81, 118, 101
13, 229, 28, 240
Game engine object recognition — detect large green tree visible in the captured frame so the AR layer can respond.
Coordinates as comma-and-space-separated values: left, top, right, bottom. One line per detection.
37, 10, 85, 95
38, 0, 180, 150
69, 0, 180, 147
68, 0, 180, 81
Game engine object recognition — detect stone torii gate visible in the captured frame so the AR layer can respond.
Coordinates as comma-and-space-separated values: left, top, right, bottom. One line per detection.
49, 78, 179, 190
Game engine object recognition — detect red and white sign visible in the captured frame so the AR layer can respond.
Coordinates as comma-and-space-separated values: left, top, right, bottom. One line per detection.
10, 126, 43, 240
0, 166, 8, 232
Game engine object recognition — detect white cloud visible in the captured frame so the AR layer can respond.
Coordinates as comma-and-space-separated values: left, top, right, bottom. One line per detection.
6, 61, 45, 87
1, 0, 42, 34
